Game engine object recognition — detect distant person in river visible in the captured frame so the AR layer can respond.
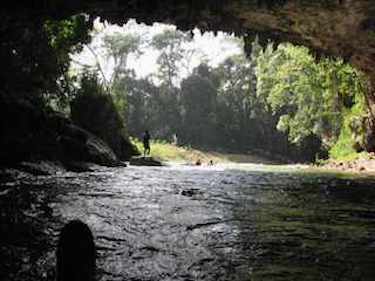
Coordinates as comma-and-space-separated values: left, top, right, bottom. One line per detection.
143, 130, 151, 157
57, 220, 96, 281
172, 133, 178, 145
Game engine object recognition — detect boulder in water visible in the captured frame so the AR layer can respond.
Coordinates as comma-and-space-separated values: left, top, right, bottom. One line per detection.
129, 156, 163, 166
58, 123, 124, 167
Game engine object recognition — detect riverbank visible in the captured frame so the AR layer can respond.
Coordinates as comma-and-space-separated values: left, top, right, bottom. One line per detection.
317, 153, 375, 174
137, 140, 375, 176
131, 139, 283, 165
131, 138, 223, 164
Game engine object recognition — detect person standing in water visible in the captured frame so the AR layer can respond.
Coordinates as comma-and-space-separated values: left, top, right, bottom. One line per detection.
143, 130, 151, 157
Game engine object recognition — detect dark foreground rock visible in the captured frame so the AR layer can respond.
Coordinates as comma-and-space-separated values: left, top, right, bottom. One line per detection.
129, 156, 163, 166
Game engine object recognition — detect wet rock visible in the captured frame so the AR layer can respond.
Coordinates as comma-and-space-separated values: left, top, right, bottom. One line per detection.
181, 188, 201, 197
62, 161, 94, 173
129, 156, 163, 166
15, 161, 66, 175
59, 123, 123, 167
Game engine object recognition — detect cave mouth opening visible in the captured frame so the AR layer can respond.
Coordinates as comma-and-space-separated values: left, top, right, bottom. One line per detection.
65, 17, 367, 164
1, 4, 372, 165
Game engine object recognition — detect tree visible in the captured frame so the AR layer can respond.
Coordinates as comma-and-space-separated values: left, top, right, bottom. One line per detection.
126, 77, 159, 137
102, 32, 142, 88
149, 29, 195, 137
215, 54, 255, 148
256, 42, 367, 157
151, 28, 193, 88
81, 32, 144, 130
180, 63, 218, 147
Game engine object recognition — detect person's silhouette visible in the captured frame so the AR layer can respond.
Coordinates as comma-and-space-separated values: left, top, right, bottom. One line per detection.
57, 220, 96, 281
143, 130, 151, 157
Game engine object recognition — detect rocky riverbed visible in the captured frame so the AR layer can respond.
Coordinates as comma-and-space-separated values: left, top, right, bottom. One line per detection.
320, 153, 375, 174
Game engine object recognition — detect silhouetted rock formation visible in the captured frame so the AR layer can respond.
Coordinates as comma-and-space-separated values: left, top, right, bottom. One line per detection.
0, 97, 124, 168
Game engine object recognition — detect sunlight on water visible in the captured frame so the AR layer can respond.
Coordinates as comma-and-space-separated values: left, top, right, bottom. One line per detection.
2, 165, 375, 280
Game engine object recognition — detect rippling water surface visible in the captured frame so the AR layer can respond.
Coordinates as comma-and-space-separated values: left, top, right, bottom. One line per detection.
2, 164, 375, 280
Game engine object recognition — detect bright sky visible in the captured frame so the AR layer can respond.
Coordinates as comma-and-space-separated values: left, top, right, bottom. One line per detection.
71, 18, 244, 83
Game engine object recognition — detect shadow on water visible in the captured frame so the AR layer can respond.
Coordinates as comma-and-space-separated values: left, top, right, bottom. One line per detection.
1, 165, 375, 280
226, 170, 375, 281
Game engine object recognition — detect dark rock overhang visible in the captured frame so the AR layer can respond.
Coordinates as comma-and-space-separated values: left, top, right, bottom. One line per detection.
4, 1, 375, 87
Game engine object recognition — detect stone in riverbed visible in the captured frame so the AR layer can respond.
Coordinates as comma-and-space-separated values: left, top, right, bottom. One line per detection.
129, 156, 163, 166
15, 161, 66, 175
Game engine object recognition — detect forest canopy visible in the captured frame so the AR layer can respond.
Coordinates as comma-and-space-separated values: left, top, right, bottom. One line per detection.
54, 19, 370, 162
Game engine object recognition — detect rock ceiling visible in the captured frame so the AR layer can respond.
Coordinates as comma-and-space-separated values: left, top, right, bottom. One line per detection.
6, 1, 375, 94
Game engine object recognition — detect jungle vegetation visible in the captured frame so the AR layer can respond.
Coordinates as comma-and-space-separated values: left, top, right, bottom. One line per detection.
66, 21, 368, 162
15, 16, 368, 163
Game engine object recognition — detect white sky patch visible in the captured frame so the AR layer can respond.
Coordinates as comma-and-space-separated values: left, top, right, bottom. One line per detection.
71, 18, 243, 83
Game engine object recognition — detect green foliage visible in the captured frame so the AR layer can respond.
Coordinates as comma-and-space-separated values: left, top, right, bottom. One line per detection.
0, 14, 92, 110
329, 124, 358, 161
45, 15, 92, 57
44, 15, 93, 106
122, 35, 335, 161
256, 42, 367, 154
72, 26, 369, 163
126, 77, 163, 137
180, 64, 218, 147
329, 93, 367, 160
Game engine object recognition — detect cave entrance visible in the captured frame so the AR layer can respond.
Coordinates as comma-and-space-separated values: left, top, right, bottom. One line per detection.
66, 18, 367, 163
3, 2, 375, 164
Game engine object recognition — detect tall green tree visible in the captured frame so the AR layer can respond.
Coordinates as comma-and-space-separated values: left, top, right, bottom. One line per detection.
150, 29, 194, 137
256, 42, 367, 156
85, 32, 143, 129
180, 64, 218, 146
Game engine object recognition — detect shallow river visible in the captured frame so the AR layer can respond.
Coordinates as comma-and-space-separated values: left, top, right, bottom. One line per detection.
2, 164, 375, 281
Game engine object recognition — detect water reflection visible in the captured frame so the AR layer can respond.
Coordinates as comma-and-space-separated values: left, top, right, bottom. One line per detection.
1, 166, 375, 280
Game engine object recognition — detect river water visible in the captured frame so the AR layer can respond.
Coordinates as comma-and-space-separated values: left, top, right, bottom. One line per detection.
2, 164, 375, 281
